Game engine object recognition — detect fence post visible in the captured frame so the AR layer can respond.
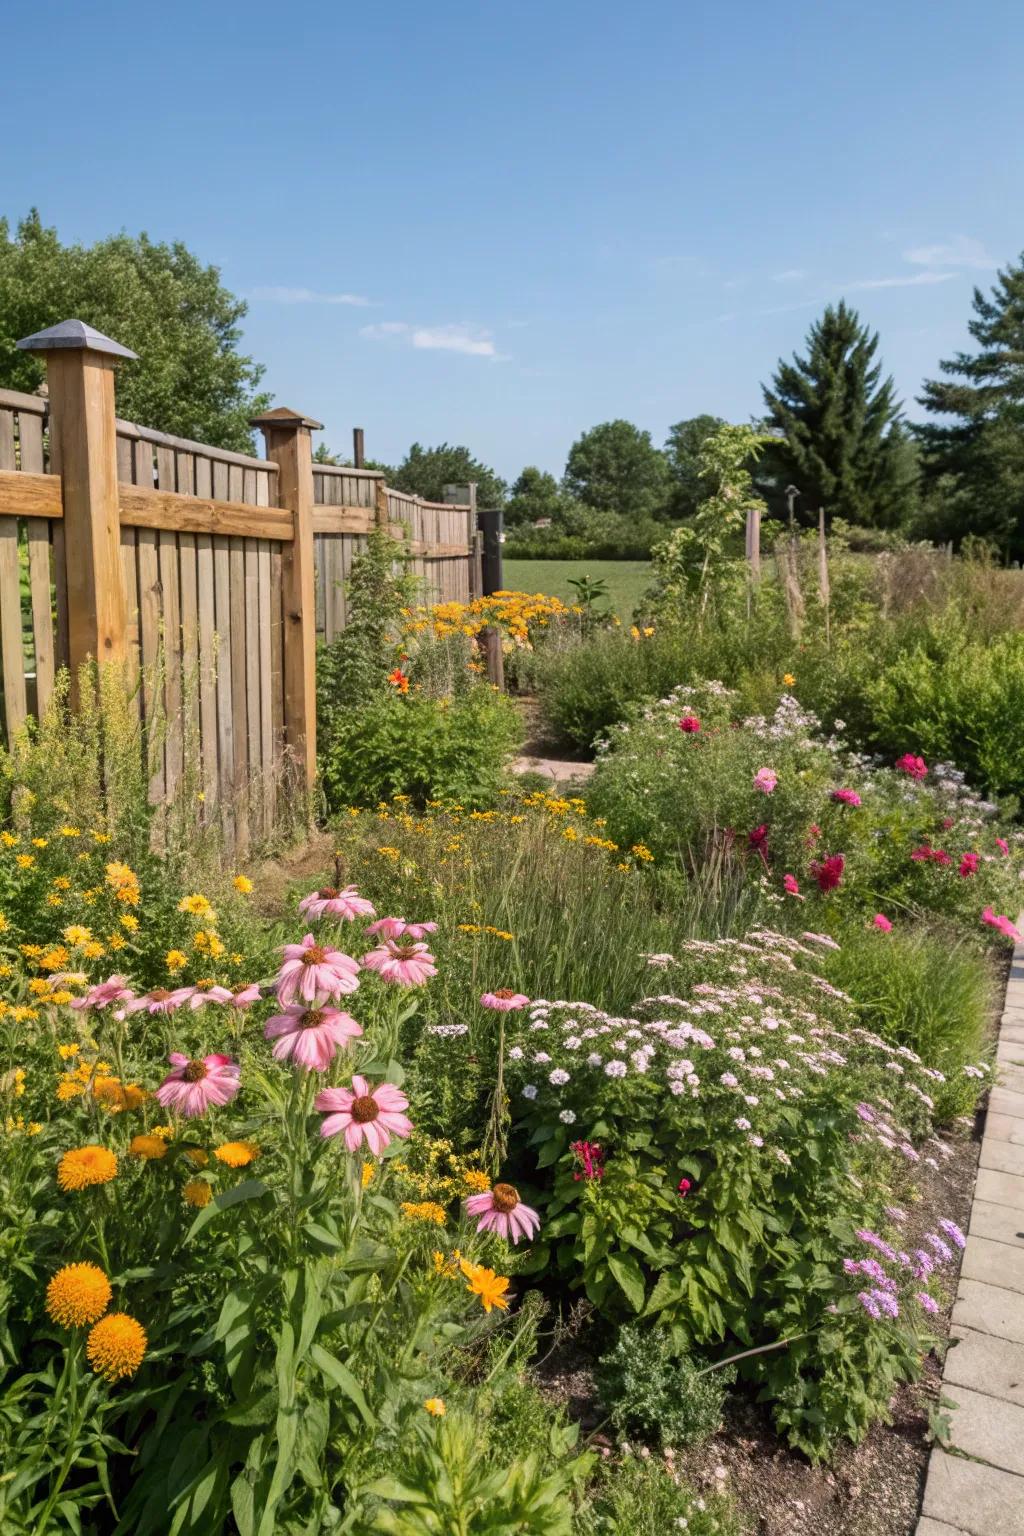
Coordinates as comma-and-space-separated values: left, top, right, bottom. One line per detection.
17, 320, 135, 689
252, 406, 321, 789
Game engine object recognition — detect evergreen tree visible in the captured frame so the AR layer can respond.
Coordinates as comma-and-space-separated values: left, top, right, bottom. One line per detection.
760, 301, 916, 528
916, 255, 1024, 558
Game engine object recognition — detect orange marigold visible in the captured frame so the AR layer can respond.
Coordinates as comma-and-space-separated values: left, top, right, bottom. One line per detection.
129, 1134, 168, 1161
213, 1141, 260, 1168
183, 1179, 212, 1207
57, 1145, 118, 1192
86, 1312, 147, 1382
46, 1262, 112, 1327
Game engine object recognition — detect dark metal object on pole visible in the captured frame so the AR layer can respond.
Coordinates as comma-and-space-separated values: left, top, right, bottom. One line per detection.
478, 508, 504, 596
352, 427, 365, 469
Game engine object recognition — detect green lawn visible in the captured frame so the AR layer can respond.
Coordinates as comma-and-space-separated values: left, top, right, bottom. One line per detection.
501, 559, 651, 619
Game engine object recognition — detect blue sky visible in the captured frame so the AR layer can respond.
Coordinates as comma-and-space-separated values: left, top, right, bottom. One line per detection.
5, 0, 1022, 479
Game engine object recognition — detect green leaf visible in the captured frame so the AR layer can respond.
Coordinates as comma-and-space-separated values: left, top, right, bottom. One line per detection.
185, 1179, 269, 1241
607, 1251, 646, 1312
309, 1343, 375, 1427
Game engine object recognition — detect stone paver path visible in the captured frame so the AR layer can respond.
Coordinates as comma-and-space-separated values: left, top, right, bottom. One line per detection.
916, 936, 1024, 1535
510, 755, 594, 788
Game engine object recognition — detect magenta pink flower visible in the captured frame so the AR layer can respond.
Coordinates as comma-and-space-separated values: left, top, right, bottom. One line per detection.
783, 874, 801, 897
70, 975, 135, 1011
126, 986, 197, 1016
753, 767, 778, 795
678, 715, 701, 734
365, 917, 438, 941
896, 753, 927, 780
155, 1052, 241, 1117
831, 788, 861, 807
465, 1182, 541, 1244
264, 1003, 363, 1070
362, 939, 437, 986
315, 1074, 412, 1152
959, 853, 979, 878
997, 837, 1010, 856
983, 908, 1024, 943
277, 933, 360, 1004
298, 885, 377, 921
873, 913, 893, 932
189, 983, 262, 1009
481, 989, 530, 1011
810, 853, 845, 892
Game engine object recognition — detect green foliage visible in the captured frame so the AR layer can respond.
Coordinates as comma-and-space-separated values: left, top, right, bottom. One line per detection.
0, 210, 269, 451
579, 1455, 740, 1536
504, 468, 569, 529
664, 414, 727, 521
320, 687, 521, 812
760, 300, 917, 529
500, 561, 652, 623
563, 420, 673, 521
317, 527, 418, 722
597, 1325, 733, 1448
391, 444, 506, 510
916, 253, 1024, 559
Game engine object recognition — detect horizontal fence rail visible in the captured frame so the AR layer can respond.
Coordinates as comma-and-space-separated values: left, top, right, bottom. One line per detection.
0, 330, 481, 846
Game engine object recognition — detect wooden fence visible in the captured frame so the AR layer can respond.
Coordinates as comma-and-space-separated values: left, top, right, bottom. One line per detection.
0, 319, 481, 844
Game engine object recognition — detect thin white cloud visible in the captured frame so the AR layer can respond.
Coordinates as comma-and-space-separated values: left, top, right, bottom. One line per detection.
361, 321, 502, 359
903, 236, 998, 271
843, 271, 957, 291
772, 269, 807, 283
251, 285, 372, 307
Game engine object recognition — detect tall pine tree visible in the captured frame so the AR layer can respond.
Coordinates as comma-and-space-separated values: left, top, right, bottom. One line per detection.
760, 301, 916, 528
916, 255, 1024, 558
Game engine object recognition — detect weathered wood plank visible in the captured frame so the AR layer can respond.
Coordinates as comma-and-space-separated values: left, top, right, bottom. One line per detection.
178, 534, 200, 764
136, 529, 164, 804
0, 518, 26, 741
228, 540, 248, 804
258, 539, 273, 831
26, 519, 55, 714
118, 485, 293, 540
158, 532, 183, 801
0, 469, 62, 518
196, 534, 218, 807
244, 542, 260, 794
18, 412, 44, 475
213, 535, 235, 845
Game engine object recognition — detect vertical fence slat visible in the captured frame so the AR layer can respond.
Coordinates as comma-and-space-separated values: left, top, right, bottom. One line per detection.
258, 538, 273, 829
136, 529, 165, 805
159, 532, 183, 802
26, 519, 55, 714
244, 543, 260, 790
0, 518, 26, 741
18, 413, 44, 475
0, 411, 14, 471
196, 534, 218, 809
178, 534, 199, 767
213, 535, 236, 847
270, 547, 283, 754
229, 539, 248, 802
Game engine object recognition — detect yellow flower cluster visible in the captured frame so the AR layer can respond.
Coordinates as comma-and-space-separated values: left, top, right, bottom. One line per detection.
402, 590, 577, 645
400, 1201, 448, 1226
393, 1135, 490, 1207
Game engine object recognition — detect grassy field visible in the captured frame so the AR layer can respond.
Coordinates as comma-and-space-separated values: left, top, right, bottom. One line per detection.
501, 559, 651, 619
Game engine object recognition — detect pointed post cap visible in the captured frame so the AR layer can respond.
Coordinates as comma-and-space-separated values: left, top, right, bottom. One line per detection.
251, 405, 323, 432
16, 319, 138, 360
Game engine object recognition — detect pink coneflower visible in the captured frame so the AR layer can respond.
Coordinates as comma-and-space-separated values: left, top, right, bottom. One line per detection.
982, 908, 1024, 943
189, 983, 262, 1009
997, 838, 1010, 856
831, 789, 861, 807
873, 914, 893, 932
155, 1052, 241, 1117
365, 917, 438, 941
70, 975, 135, 1011
783, 874, 801, 897
298, 885, 376, 921
753, 767, 778, 795
465, 1181, 541, 1244
315, 1074, 412, 1153
678, 715, 701, 734
126, 986, 196, 1016
362, 940, 437, 986
896, 754, 927, 780
959, 853, 979, 878
481, 989, 530, 1011
810, 853, 844, 892
264, 1003, 363, 1071
277, 933, 360, 1004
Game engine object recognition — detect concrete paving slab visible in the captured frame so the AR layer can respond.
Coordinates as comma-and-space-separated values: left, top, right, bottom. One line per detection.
944, 1327, 1024, 1406
988, 1087, 1024, 1121
969, 1199, 1024, 1246
983, 1141, 1024, 1177
999, 1023, 1024, 1044
996, 1067, 1024, 1096
921, 1447, 1024, 1535
953, 1279, 1024, 1345
962, 1234, 1024, 1292
976, 1168, 1024, 1212
984, 1113, 1024, 1147
946, 1384, 1024, 1475
997, 1041, 1024, 1067
915, 1521, 969, 1536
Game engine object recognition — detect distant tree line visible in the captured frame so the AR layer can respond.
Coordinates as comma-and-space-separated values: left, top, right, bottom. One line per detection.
4, 209, 1024, 560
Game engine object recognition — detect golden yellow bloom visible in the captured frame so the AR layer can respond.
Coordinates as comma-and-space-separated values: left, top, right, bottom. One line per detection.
105, 862, 140, 905
29, 977, 51, 995
783, 673, 796, 687
53, 877, 72, 891
13, 1006, 38, 1023
183, 1179, 212, 1208
86, 1313, 146, 1382
361, 1160, 375, 1188
130, 1134, 168, 1161
178, 893, 215, 920
81, 942, 105, 961
232, 875, 253, 895
32, 837, 48, 849
58, 1145, 118, 1192
184, 1147, 209, 1169
376, 846, 400, 861
151, 1125, 174, 1140
119, 915, 139, 932
58, 1042, 81, 1061
459, 1258, 510, 1313
432, 1247, 463, 1278
107, 934, 126, 951
16, 854, 35, 870
0, 831, 18, 847
47, 894, 63, 907
165, 950, 188, 973
631, 843, 654, 863
56, 1077, 85, 1102
462, 1170, 491, 1194
60, 826, 81, 837
214, 1141, 259, 1168
39, 945, 70, 972
423, 1398, 446, 1417
46, 1263, 112, 1328
401, 1201, 448, 1226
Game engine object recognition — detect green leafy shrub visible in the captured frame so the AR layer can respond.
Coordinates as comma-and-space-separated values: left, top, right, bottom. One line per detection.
578, 1452, 742, 1536
320, 686, 521, 811
597, 1324, 733, 1447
